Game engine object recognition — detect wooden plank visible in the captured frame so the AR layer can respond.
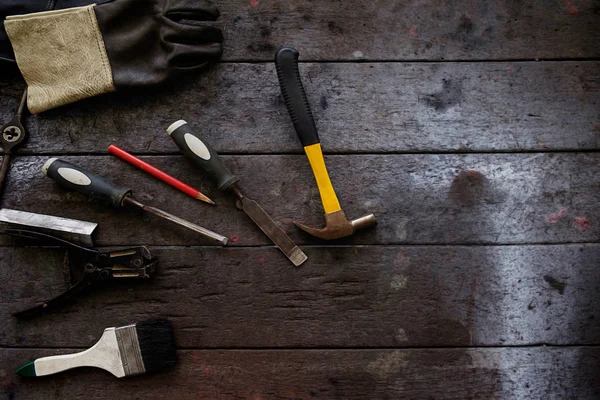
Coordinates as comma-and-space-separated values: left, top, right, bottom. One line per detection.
0, 347, 598, 399
217, 0, 600, 60
0, 0, 598, 64
1, 154, 598, 246
1, 245, 598, 348
2, 62, 599, 154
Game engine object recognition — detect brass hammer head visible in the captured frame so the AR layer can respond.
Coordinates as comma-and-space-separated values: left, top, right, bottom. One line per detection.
294, 209, 376, 240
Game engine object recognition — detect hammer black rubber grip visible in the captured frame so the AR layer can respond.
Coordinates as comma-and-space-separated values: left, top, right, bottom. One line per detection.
166, 120, 239, 191
275, 46, 320, 147
42, 158, 131, 207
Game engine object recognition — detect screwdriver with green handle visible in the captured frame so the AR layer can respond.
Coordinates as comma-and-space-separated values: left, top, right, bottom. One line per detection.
42, 158, 228, 244
166, 120, 307, 266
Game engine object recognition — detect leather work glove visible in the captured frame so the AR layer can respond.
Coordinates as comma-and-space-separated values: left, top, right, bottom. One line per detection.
4, 0, 223, 114
0, 1, 92, 63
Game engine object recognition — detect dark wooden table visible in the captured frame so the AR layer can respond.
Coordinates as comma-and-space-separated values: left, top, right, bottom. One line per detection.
1, 1, 599, 398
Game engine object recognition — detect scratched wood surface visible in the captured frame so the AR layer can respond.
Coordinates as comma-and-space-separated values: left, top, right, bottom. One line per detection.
2, 61, 599, 154
1, 348, 599, 399
0, 245, 598, 348
1, 0, 600, 399
216, 0, 600, 61
1, 154, 598, 246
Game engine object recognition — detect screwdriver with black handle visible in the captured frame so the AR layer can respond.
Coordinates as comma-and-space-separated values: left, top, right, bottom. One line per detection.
166, 120, 307, 266
42, 158, 228, 244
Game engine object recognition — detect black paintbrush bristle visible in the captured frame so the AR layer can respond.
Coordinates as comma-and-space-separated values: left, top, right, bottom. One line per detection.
135, 319, 177, 374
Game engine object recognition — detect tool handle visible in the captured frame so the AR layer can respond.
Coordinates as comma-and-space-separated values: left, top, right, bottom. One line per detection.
20, 329, 126, 377
13, 273, 96, 319
275, 46, 320, 147
166, 120, 239, 191
42, 158, 131, 207
0, 152, 11, 200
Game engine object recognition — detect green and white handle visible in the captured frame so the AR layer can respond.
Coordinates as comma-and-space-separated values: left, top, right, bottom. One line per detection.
17, 328, 127, 378
166, 120, 239, 191
43, 158, 131, 207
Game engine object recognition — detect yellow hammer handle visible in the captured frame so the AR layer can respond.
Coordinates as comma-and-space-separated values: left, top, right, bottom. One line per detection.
303, 144, 341, 214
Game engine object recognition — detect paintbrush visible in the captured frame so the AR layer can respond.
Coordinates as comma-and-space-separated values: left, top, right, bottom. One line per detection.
16, 319, 176, 378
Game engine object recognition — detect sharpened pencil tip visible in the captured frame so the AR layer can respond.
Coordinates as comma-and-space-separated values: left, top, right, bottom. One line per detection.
196, 193, 216, 205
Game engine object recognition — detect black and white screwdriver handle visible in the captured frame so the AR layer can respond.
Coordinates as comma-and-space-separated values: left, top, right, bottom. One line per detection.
166, 120, 239, 191
42, 158, 131, 207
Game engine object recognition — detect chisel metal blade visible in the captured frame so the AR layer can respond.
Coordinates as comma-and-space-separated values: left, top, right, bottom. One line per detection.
241, 197, 307, 267
0, 208, 97, 247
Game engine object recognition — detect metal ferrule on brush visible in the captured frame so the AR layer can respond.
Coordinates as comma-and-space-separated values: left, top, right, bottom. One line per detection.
115, 324, 146, 376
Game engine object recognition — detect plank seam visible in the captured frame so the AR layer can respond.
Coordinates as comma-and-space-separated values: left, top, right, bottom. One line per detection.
1, 243, 599, 249
2, 344, 600, 351
12, 149, 600, 156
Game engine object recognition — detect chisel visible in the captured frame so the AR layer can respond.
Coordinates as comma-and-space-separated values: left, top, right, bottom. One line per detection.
0, 208, 98, 247
42, 158, 228, 244
166, 120, 307, 266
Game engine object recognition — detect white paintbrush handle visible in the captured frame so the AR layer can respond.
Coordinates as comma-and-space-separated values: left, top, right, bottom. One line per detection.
34, 329, 125, 378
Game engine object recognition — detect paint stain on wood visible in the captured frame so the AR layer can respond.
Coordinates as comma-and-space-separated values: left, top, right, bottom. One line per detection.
574, 216, 590, 231
449, 14, 493, 51
366, 351, 408, 378
260, 26, 271, 38
247, 43, 275, 53
546, 208, 568, 224
422, 79, 463, 112
327, 21, 343, 34
320, 96, 329, 110
390, 275, 408, 290
1, 380, 15, 400
544, 275, 566, 295
395, 252, 410, 269
395, 328, 408, 342
562, 0, 580, 14
449, 170, 484, 205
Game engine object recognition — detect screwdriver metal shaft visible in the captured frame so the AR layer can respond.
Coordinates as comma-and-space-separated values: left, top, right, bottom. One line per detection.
122, 197, 227, 244
42, 158, 228, 245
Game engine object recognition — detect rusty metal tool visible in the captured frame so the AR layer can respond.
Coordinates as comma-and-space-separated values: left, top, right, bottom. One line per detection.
166, 120, 307, 266
275, 47, 376, 239
7, 229, 157, 318
42, 158, 228, 244
0, 88, 28, 200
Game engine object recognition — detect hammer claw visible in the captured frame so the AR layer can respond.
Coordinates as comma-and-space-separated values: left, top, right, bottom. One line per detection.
293, 210, 372, 240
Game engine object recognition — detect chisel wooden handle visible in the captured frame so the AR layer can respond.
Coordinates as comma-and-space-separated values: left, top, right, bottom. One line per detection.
166, 120, 239, 191
275, 46, 320, 147
42, 158, 131, 207
275, 47, 342, 214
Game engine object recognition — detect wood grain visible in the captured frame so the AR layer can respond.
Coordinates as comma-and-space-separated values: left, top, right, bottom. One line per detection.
2, 153, 598, 246
1, 245, 598, 348
1, 347, 598, 399
1, 1, 598, 396
2, 62, 599, 154
216, 0, 600, 61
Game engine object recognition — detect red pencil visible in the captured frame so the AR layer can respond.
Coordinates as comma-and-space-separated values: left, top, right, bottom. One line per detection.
108, 144, 215, 205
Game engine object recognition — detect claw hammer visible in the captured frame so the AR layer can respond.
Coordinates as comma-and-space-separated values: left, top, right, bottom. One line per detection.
275, 47, 376, 239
